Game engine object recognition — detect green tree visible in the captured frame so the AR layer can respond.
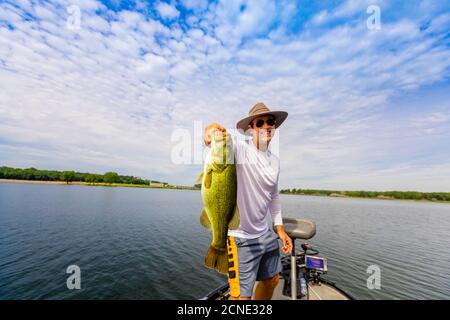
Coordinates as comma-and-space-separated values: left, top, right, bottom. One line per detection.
103, 172, 119, 184
60, 171, 75, 184
85, 174, 96, 184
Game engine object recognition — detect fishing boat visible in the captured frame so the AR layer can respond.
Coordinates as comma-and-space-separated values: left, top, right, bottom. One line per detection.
201, 217, 354, 300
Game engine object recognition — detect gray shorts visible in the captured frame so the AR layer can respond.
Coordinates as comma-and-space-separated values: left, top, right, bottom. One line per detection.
227, 229, 282, 298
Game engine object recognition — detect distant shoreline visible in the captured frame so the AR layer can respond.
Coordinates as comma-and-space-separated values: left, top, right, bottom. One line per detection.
0, 179, 199, 190
1, 179, 448, 203
280, 191, 450, 203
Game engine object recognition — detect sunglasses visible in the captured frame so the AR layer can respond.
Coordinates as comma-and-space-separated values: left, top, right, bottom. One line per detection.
254, 118, 276, 128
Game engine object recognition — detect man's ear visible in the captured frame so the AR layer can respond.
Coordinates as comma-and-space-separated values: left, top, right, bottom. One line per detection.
245, 124, 253, 136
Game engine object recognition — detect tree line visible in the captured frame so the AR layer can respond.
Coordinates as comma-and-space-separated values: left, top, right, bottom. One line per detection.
280, 188, 450, 202
0, 166, 151, 185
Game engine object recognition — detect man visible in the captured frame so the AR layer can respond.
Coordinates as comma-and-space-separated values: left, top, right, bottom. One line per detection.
204, 102, 293, 300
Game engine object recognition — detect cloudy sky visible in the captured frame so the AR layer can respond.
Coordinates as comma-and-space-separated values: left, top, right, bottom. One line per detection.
0, 0, 449, 191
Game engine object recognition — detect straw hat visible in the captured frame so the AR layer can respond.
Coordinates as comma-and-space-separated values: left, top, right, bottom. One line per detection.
236, 102, 288, 135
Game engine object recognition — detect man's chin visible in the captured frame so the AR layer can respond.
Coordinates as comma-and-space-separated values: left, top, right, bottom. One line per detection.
259, 136, 272, 144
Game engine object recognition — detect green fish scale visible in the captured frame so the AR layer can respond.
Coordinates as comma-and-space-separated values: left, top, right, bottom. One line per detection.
202, 138, 237, 250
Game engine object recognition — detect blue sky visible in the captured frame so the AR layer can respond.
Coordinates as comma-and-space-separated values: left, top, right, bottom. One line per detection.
0, 0, 449, 191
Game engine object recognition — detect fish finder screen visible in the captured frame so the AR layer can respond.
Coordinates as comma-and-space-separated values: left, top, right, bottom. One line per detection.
306, 256, 326, 271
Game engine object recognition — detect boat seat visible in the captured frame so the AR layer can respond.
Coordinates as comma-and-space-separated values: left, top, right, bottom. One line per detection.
281, 218, 316, 240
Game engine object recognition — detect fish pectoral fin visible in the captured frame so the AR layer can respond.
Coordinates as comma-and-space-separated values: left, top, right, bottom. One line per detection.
204, 169, 212, 189
196, 171, 204, 185
228, 205, 240, 230
200, 209, 211, 229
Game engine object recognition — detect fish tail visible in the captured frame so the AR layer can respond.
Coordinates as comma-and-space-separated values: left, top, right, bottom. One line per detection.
204, 246, 228, 275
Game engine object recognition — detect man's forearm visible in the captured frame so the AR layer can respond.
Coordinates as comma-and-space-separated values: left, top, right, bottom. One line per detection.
275, 225, 285, 235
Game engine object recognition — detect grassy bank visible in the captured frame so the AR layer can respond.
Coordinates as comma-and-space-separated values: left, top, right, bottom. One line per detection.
280, 188, 450, 203
0, 166, 163, 186
83, 182, 198, 190
0, 179, 199, 190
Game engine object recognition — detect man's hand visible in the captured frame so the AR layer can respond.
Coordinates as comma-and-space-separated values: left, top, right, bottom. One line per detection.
204, 123, 226, 146
275, 225, 293, 254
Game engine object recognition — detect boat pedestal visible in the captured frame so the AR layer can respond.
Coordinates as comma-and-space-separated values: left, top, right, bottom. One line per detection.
291, 240, 297, 300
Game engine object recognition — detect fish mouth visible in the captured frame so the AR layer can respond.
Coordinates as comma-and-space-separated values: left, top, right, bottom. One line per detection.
212, 131, 228, 143
211, 132, 231, 149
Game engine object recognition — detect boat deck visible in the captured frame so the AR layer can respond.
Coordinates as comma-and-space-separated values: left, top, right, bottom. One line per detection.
270, 277, 350, 300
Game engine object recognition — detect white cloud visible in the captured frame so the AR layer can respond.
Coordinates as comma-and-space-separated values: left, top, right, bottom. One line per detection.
409, 111, 450, 135
214, 0, 277, 46
311, 0, 385, 26
293, 163, 450, 192
136, 53, 170, 82
427, 12, 450, 33
155, 2, 180, 20
33, 4, 58, 21
181, 0, 208, 11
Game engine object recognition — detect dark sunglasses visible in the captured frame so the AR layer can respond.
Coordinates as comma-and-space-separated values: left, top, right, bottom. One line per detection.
254, 118, 276, 128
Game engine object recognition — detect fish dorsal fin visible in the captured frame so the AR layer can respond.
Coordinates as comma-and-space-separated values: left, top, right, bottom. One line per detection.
228, 205, 240, 230
200, 209, 211, 229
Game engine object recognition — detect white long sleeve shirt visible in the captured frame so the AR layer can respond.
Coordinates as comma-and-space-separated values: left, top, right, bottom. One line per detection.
204, 137, 283, 239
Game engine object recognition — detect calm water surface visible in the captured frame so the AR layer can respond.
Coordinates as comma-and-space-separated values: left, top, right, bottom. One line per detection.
0, 183, 449, 299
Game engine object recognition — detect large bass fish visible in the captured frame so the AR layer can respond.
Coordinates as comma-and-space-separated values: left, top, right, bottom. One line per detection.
198, 130, 239, 274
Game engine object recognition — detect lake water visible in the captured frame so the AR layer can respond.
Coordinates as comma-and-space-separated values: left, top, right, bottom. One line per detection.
0, 182, 449, 299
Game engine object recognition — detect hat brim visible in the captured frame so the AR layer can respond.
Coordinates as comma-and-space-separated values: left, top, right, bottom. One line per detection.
236, 111, 288, 135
